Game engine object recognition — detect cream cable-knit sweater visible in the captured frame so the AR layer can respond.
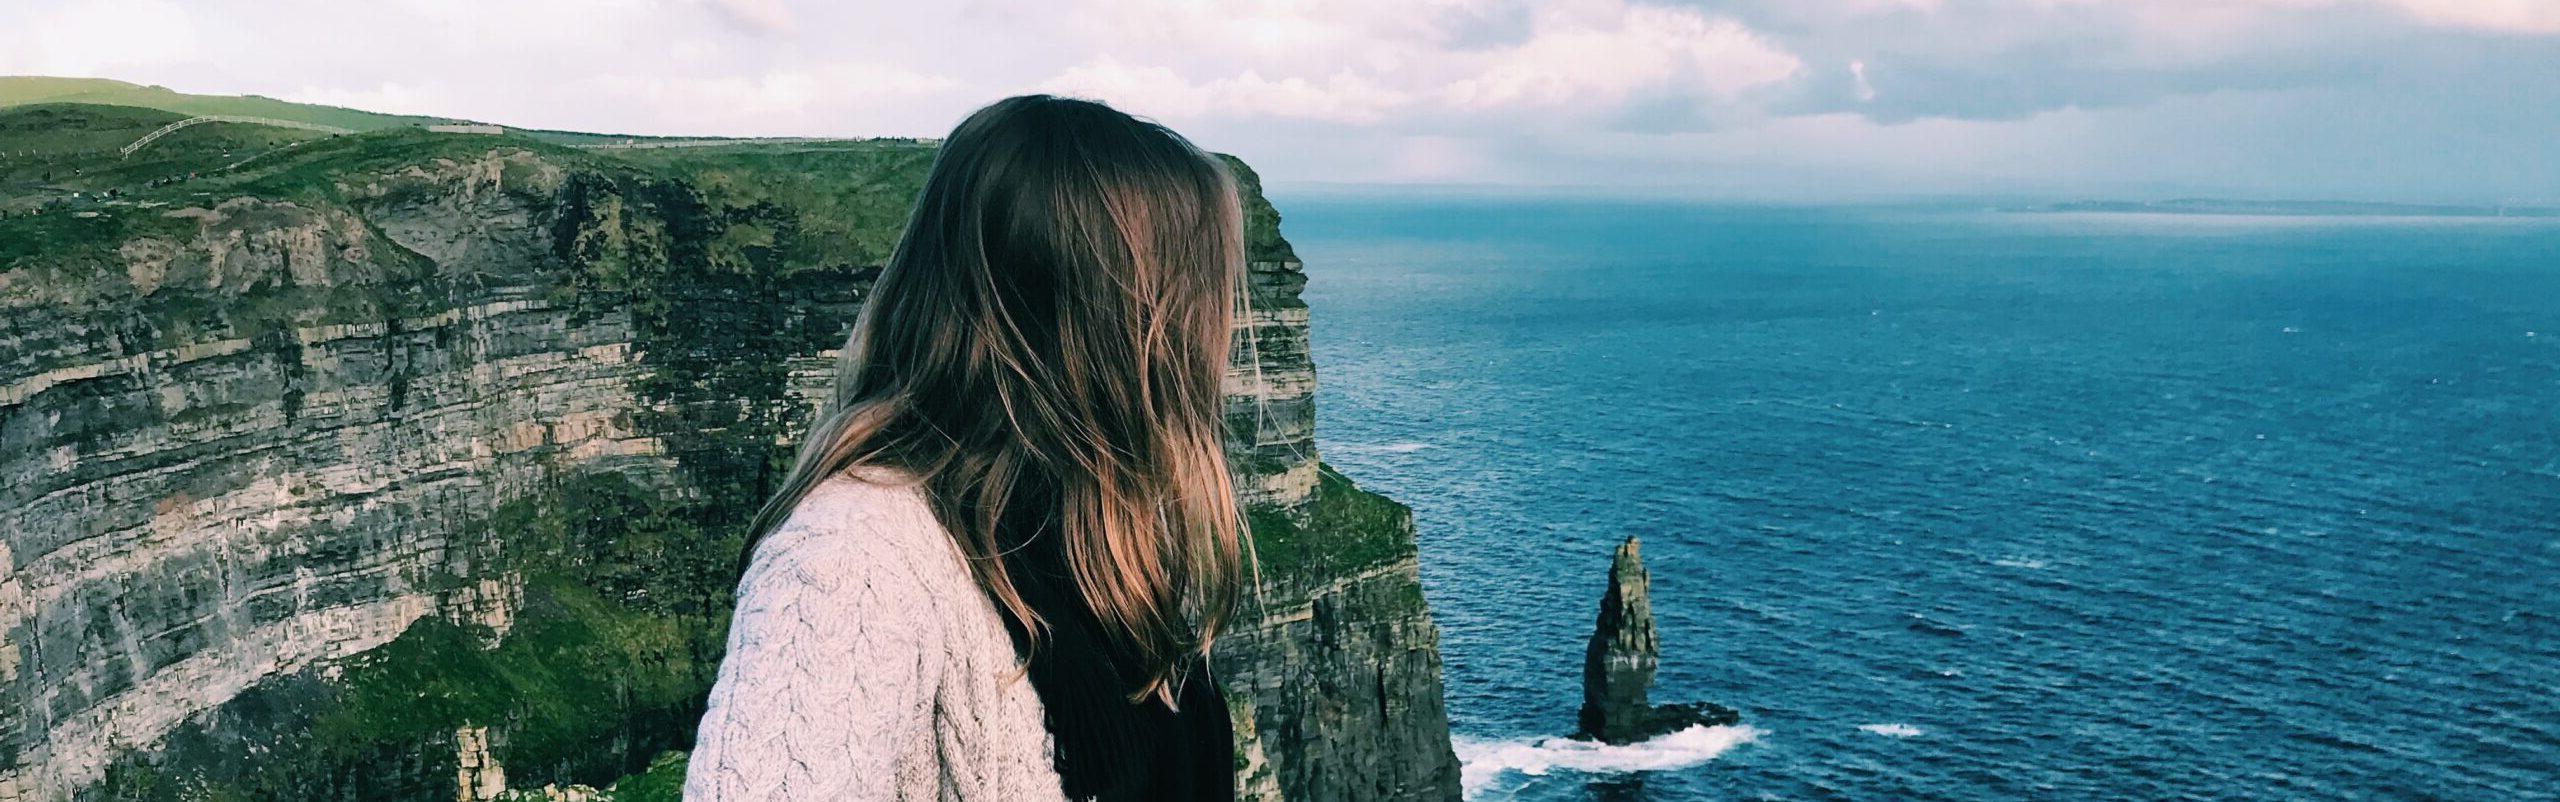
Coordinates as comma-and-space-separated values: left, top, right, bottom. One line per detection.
685, 468, 1071, 801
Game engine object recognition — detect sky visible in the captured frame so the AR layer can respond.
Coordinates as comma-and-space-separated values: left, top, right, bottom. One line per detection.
4, 0, 2555, 203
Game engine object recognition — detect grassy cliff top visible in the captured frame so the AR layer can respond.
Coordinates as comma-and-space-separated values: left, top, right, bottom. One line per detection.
0, 76, 468, 131
1, 83, 1297, 264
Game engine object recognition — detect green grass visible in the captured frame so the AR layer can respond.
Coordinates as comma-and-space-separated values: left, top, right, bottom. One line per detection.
601, 752, 689, 802
0, 76, 466, 131
197, 127, 595, 203
1244, 463, 1416, 582
0, 103, 186, 156
0, 202, 175, 261
0, 76, 138, 105
0, 76, 878, 150
613, 142, 940, 272
0, 103, 334, 205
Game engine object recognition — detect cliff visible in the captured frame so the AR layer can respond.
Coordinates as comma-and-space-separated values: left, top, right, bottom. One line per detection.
0, 100, 1459, 800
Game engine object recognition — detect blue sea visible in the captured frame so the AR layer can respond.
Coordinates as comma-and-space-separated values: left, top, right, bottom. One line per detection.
1275, 198, 2560, 801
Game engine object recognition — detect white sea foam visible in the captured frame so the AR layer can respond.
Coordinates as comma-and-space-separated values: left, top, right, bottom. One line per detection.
1453, 724, 1762, 798
1860, 723, 1925, 738
1375, 441, 1431, 453
1991, 557, 2050, 570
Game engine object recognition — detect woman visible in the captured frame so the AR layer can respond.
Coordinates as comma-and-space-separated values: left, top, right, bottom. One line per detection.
685, 95, 1248, 801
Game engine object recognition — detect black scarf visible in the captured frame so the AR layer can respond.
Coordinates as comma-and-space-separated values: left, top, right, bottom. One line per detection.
1000, 496, 1235, 801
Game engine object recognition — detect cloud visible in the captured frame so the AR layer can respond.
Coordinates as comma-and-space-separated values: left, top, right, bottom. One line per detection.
1710, 0, 2560, 127
283, 81, 449, 118
0, 0, 2549, 200
1385, 135, 1494, 182
1042, 59, 1413, 124
1039, 0, 1800, 131
1443, 2, 1800, 112
698, 0, 795, 34
0, 0, 201, 77
2386, 0, 2560, 34
581, 62, 962, 122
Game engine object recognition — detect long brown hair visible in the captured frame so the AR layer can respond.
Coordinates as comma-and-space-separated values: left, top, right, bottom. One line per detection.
743, 95, 1247, 706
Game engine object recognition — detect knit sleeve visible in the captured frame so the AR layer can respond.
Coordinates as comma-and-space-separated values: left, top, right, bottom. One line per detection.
685, 517, 945, 801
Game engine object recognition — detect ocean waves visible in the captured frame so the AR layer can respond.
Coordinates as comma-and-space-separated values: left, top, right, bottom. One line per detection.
1454, 725, 1765, 799
1290, 200, 2560, 800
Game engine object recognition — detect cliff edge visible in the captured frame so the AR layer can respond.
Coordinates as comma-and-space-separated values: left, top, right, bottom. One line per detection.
0, 93, 1459, 801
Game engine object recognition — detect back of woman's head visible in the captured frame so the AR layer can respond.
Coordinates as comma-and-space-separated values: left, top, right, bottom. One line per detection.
749, 94, 1248, 708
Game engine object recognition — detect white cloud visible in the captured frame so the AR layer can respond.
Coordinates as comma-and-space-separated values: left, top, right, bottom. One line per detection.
698, 0, 795, 34
1444, 2, 1800, 111
1039, 0, 1801, 128
590, 64, 955, 114
1043, 58, 1413, 124
2103, 0, 2560, 35
574, 63, 960, 134
1, 0, 201, 77
282, 82, 451, 118
0, 0, 2548, 199
2386, 0, 2560, 33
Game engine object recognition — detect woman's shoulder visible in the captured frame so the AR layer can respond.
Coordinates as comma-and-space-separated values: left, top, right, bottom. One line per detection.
743, 466, 962, 599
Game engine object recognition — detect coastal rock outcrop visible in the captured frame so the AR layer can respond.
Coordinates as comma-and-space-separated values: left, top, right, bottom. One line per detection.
1579, 537, 1737, 745
0, 111, 1459, 801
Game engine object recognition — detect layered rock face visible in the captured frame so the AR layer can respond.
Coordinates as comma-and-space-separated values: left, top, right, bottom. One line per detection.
1217, 464, 1460, 800
1215, 251, 1461, 800
0, 125, 1457, 801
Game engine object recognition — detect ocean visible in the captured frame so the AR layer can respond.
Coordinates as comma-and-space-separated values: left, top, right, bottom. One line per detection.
1274, 198, 2560, 801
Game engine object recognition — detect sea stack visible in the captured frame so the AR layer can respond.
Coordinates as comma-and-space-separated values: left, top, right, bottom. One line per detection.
1578, 536, 1739, 744
1581, 537, 1663, 741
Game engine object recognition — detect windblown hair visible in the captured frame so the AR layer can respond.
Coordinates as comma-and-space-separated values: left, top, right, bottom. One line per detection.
743, 95, 1248, 716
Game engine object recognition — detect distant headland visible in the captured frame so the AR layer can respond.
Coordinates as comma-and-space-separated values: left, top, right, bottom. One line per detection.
2036, 198, 2560, 218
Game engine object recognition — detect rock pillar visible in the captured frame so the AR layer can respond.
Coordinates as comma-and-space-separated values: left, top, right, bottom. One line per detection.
1580, 537, 1661, 742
